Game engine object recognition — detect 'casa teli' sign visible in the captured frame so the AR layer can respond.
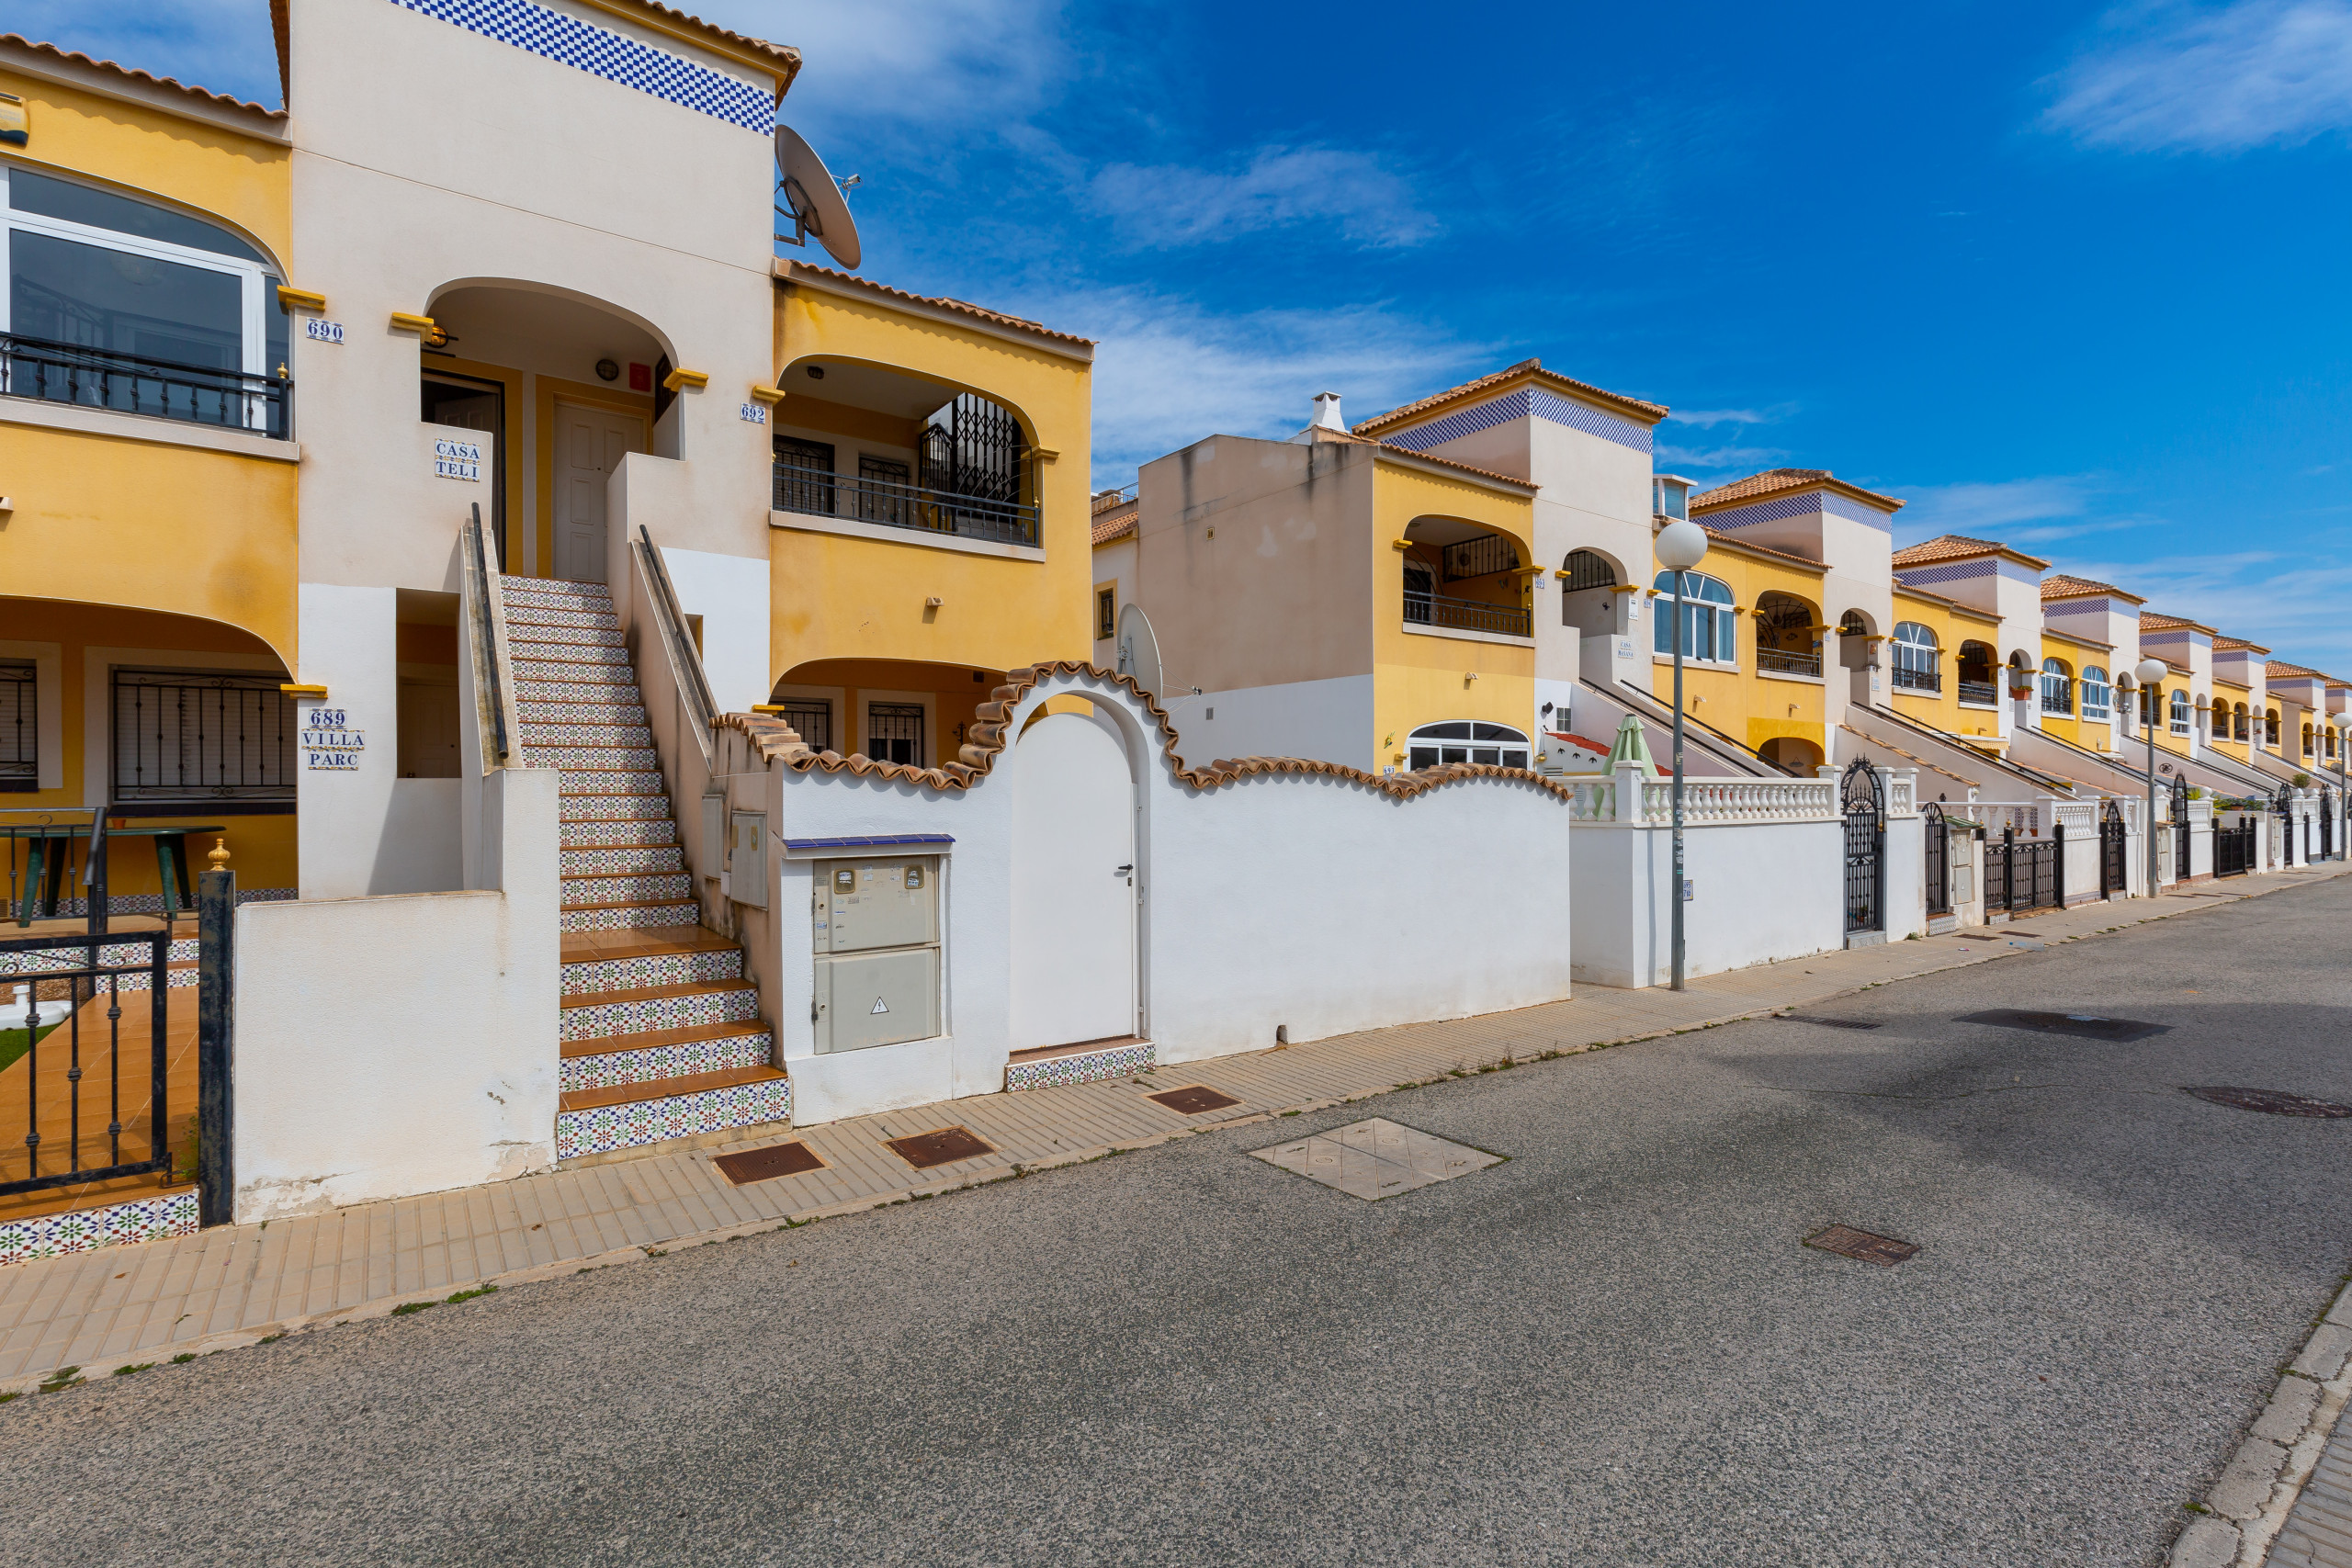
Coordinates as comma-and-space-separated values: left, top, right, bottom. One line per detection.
302, 708, 365, 771
434, 437, 483, 481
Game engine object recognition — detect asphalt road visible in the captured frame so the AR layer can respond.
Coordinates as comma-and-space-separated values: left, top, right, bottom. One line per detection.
12, 881, 2352, 1567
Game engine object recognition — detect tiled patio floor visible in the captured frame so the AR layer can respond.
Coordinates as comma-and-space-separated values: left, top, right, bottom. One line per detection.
3, 865, 2342, 1387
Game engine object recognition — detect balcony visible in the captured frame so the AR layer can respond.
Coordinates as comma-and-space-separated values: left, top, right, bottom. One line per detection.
1760, 649, 1825, 678
1405, 588, 1531, 639
1891, 665, 1940, 694
1958, 680, 1999, 706
2, 332, 290, 440
773, 460, 1039, 548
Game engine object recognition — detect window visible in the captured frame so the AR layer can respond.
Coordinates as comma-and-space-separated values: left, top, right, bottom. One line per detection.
2333, 728, 2342, 761
1756, 593, 1822, 677
2040, 658, 2074, 716
1097, 587, 1116, 640
110, 668, 294, 804
2081, 666, 2111, 721
781, 698, 831, 753
1651, 570, 1736, 663
0, 658, 32, 792
2169, 690, 2190, 736
2304, 723, 2316, 757
2267, 707, 2281, 747
1891, 622, 1940, 693
866, 702, 924, 766
1562, 549, 1616, 591
772, 435, 837, 515
1407, 720, 1529, 771
1956, 640, 1996, 705
856, 453, 911, 526
2233, 703, 2249, 741
4, 164, 289, 434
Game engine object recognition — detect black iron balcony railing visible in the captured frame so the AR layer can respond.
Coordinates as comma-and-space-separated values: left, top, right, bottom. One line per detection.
1404, 589, 1532, 639
1, 332, 290, 439
1958, 679, 1999, 705
1891, 664, 1940, 693
1759, 649, 1825, 678
773, 460, 1038, 547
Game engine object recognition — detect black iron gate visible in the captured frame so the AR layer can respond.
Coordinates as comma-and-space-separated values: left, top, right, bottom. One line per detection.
0, 926, 171, 1201
1923, 802, 1950, 917
2275, 783, 2297, 866
1841, 759, 1883, 934
2215, 814, 2255, 877
2170, 772, 2191, 881
1992, 826, 2062, 912
2324, 786, 2339, 861
2101, 798, 2127, 897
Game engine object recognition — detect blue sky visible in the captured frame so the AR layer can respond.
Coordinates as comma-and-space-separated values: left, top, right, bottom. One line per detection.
22, 1, 2352, 667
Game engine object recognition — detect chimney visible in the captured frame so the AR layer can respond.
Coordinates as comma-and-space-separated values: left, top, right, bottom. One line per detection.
1311, 390, 1345, 432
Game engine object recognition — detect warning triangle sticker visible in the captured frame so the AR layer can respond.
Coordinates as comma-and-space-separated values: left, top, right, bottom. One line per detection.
870, 997, 889, 1014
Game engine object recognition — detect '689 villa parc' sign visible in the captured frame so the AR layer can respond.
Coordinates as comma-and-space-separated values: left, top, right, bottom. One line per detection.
302, 709, 365, 772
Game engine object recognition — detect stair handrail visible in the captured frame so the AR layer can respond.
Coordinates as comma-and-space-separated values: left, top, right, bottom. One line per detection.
459, 502, 512, 769
633, 525, 718, 765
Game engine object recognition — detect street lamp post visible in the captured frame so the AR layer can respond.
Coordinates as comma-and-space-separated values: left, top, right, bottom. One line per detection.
2134, 659, 2168, 895
1656, 518, 1711, 991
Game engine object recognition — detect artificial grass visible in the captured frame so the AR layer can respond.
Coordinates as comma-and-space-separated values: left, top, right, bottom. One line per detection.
0, 1020, 61, 1074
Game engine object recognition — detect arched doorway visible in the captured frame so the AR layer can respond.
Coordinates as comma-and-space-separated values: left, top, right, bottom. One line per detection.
1758, 736, 1822, 773
1010, 707, 1138, 1051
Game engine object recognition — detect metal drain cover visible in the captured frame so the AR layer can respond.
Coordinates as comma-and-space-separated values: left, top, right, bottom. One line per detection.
884, 1125, 996, 1169
2185, 1087, 2352, 1118
1149, 1085, 1242, 1114
1957, 1009, 2171, 1043
1784, 1015, 1883, 1031
1250, 1118, 1502, 1201
1805, 1224, 1919, 1267
713, 1141, 824, 1184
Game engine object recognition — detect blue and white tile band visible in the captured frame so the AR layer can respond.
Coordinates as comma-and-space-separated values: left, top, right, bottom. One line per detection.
390, 0, 775, 133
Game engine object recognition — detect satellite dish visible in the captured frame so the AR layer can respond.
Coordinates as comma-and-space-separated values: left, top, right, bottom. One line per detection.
1115, 603, 1162, 701
774, 125, 862, 270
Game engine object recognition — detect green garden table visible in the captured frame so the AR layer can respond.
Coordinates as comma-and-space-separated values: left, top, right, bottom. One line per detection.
2, 821, 224, 926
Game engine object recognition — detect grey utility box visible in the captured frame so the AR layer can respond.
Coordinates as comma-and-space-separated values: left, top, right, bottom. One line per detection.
812, 856, 942, 1053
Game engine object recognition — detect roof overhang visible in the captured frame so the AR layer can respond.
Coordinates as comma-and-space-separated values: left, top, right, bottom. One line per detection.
1, 32, 288, 139
775, 260, 1095, 364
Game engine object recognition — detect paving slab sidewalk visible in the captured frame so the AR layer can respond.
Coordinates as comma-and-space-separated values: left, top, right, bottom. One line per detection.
4, 864, 2344, 1391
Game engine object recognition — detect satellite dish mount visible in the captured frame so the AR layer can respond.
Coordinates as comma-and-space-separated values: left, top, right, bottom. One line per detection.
773, 126, 863, 271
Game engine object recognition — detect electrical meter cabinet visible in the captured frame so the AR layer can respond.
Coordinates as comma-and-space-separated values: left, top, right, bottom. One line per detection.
811, 857, 942, 1053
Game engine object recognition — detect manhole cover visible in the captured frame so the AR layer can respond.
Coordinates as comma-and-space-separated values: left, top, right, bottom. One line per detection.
1956, 1009, 2171, 1043
884, 1125, 997, 1169
713, 1140, 824, 1185
1805, 1224, 1919, 1267
1148, 1085, 1241, 1114
2184, 1087, 2352, 1118
1784, 1015, 1883, 1031
1250, 1118, 1502, 1201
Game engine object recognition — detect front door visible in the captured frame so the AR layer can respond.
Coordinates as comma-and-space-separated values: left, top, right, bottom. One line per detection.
553, 403, 644, 583
1010, 711, 1137, 1051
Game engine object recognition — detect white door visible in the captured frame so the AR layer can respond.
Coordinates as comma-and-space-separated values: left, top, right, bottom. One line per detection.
1010, 711, 1137, 1050
553, 403, 644, 582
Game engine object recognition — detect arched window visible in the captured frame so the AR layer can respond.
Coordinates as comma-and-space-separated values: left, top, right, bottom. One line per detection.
1408, 720, 1530, 772
1891, 622, 1939, 693
1652, 570, 1736, 663
2267, 707, 2281, 747
2169, 690, 2190, 736
1956, 641, 1996, 704
2304, 722, 2316, 757
2040, 657, 2074, 716
1560, 549, 1616, 629
1755, 592, 1820, 677
2332, 728, 2341, 761
2233, 702, 2249, 741
1, 166, 289, 436
1561, 549, 1616, 590
2081, 666, 2111, 721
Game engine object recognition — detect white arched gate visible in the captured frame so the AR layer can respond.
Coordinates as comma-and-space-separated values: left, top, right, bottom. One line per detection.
1010, 710, 1139, 1051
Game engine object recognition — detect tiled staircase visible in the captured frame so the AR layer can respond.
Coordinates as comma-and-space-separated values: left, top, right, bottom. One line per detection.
498, 575, 791, 1161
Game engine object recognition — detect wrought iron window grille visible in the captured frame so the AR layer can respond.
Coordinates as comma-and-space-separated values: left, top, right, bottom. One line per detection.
110, 669, 295, 804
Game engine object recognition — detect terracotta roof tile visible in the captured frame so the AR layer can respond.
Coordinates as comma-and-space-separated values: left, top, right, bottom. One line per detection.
3, 32, 287, 119
1888, 533, 2047, 570
1091, 509, 1136, 546
2137, 610, 2222, 635
2214, 635, 2271, 653
783, 263, 1094, 348
1692, 468, 1905, 514
1697, 525, 1826, 571
2040, 573, 2141, 602
1293, 425, 1537, 491
1351, 357, 1668, 434
620, 0, 800, 66
717, 662, 1585, 805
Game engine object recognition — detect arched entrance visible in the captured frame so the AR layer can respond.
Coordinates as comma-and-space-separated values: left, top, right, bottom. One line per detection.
1010, 707, 1138, 1052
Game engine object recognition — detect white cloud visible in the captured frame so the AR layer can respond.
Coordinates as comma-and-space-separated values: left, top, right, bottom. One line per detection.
2043, 1, 2352, 152
1666, 408, 1774, 428
1088, 147, 1439, 250
1654, 443, 1787, 476
1894, 476, 2098, 541
2061, 547, 2352, 669
11, 0, 279, 105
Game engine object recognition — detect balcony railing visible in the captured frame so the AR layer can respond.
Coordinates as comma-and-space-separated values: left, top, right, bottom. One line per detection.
1759, 649, 1824, 678
1404, 589, 1531, 639
1, 332, 289, 439
1892, 665, 1940, 694
1958, 680, 1999, 706
773, 460, 1038, 547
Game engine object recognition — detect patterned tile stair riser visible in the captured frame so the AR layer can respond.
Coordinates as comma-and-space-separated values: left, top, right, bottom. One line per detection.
26, 888, 295, 919
521, 723, 654, 748
1006, 1040, 1158, 1092
0, 1190, 198, 1268
560, 902, 700, 931
505, 624, 625, 649
560, 818, 675, 845
515, 703, 648, 726
513, 665, 637, 687
556, 1077, 793, 1162
562, 872, 692, 904
552, 771, 664, 796
560, 987, 759, 1043
561, 1030, 774, 1093
560, 845, 682, 875
523, 746, 662, 772
501, 608, 618, 630
562, 948, 743, 997
511, 642, 631, 667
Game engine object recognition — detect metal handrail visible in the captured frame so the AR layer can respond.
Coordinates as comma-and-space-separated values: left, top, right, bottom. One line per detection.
634, 525, 718, 763
1890, 665, 1939, 693
1957, 680, 1999, 705
1404, 589, 1532, 638
772, 460, 1039, 547
460, 504, 510, 767
1760, 649, 1825, 678
1, 331, 290, 439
